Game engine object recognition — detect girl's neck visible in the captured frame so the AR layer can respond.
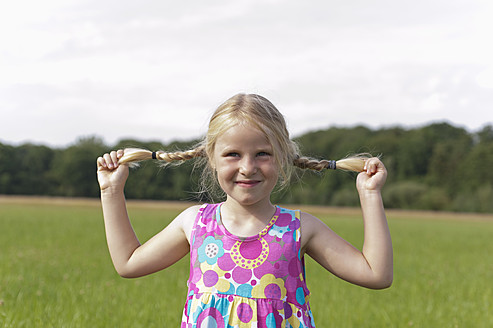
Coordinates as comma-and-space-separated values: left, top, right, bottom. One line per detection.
222, 197, 275, 218
220, 198, 276, 236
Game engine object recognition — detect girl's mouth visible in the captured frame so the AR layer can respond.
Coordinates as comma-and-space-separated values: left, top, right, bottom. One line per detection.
235, 180, 260, 187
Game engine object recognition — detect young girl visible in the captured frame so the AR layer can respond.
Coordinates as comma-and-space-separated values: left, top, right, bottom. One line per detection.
97, 93, 393, 327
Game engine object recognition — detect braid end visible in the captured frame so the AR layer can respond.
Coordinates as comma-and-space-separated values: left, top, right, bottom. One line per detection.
293, 155, 369, 173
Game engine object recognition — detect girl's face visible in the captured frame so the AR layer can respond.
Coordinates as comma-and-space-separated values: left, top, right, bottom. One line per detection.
212, 123, 279, 208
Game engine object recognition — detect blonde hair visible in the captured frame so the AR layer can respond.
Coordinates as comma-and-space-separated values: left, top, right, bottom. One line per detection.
119, 93, 369, 198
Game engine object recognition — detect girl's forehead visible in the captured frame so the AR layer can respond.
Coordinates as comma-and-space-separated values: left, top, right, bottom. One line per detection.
215, 123, 272, 148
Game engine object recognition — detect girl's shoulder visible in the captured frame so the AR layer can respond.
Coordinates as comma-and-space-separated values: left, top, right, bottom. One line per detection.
297, 210, 330, 252
177, 203, 222, 239
299, 210, 329, 234
275, 206, 321, 233
276, 205, 316, 222
175, 204, 204, 242
177, 202, 221, 218
178, 204, 203, 217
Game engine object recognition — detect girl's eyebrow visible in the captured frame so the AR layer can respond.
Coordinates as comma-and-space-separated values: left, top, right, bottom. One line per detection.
220, 143, 272, 150
219, 146, 238, 152
258, 146, 274, 152
221, 146, 273, 154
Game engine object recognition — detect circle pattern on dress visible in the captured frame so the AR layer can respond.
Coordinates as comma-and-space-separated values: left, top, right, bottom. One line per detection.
205, 243, 219, 258
231, 238, 269, 269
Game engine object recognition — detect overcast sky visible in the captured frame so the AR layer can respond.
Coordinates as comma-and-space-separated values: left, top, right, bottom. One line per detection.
1, 0, 492, 148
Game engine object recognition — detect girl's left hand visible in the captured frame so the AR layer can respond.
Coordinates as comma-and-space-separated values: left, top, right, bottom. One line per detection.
356, 157, 387, 192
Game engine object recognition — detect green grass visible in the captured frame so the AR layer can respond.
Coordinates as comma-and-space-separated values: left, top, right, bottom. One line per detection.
306, 213, 493, 327
0, 200, 189, 327
1, 199, 493, 327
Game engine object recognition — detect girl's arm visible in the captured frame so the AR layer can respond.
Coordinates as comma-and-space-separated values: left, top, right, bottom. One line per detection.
97, 150, 197, 278
301, 157, 393, 289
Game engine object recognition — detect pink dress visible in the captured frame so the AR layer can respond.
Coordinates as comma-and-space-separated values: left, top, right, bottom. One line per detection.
181, 203, 316, 327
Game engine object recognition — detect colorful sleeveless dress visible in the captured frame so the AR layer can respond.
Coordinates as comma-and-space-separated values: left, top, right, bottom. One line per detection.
181, 203, 316, 328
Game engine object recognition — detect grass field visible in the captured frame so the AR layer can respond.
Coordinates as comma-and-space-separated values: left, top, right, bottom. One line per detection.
1, 196, 492, 327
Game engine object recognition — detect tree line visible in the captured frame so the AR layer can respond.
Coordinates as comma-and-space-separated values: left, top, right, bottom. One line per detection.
1, 122, 492, 213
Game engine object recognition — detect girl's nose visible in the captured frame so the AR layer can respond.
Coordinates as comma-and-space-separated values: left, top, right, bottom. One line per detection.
239, 156, 257, 176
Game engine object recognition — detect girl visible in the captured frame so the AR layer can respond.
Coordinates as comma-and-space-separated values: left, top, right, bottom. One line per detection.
97, 94, 393, 327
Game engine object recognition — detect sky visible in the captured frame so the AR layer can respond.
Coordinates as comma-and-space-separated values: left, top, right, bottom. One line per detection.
1, 0, 492, 148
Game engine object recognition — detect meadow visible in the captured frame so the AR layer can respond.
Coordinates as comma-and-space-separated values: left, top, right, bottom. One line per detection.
1, 196, 492, 327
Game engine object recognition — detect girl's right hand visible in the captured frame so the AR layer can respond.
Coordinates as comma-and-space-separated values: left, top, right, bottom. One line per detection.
96, 150, 129, 192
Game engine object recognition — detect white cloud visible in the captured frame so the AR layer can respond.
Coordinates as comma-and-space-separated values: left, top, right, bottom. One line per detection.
476, 68, 493, 89
1, 0, 492, 147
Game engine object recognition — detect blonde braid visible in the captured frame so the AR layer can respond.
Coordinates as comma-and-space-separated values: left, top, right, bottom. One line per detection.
293, 154, 369, 173
119, 146, 205, 164
155, 147, 205, 162
335, 156, 369, 172
293, 156, 333, 171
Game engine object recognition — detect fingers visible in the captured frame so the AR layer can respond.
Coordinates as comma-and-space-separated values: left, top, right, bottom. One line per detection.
363, 157, 386, 176
358, 157, 387, 192
97, 150, 125, 170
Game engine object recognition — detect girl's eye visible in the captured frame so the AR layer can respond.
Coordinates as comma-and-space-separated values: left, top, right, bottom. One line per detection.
226, 152, 240, 157
257, 152, 271, 157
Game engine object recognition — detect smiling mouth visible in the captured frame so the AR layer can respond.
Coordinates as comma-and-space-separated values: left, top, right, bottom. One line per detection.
235, 180, 261, 187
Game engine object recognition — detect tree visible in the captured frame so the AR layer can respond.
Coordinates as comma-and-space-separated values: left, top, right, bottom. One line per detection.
51, 136, 108, 197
